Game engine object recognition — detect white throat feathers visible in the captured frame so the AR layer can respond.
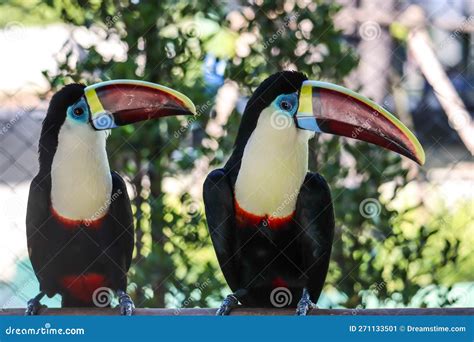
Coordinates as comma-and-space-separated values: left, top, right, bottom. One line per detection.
234, 106, 313, 217
50, 118, 112, 220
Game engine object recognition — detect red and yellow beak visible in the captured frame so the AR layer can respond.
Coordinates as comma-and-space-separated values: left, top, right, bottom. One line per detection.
295, 81, 425, 165
84, 80, 196, 130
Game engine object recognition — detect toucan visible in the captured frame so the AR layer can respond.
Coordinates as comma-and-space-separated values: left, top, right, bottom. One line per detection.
203, 71, 424, 315
25, 80, 195, 315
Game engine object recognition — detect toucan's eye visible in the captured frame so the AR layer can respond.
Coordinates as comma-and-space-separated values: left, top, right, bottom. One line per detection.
276, 94, 297, 114
280, 100, 292, 111
73, 107, 84, 116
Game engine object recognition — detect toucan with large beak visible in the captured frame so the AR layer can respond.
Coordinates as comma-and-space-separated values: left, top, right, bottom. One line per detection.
25, 80, 195, 315
203, 71, 424, 315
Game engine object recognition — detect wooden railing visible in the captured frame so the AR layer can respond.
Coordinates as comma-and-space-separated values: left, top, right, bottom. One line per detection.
1, 307, 473, 316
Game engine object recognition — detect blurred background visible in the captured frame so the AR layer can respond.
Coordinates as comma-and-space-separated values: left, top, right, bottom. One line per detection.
0, 0, 473, 311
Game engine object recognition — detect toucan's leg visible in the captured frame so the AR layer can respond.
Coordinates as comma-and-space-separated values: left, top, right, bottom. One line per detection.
117, 289, 135, 316
216, 289, 247, 316
25, 292, 46, 316
295, 288, 317, 316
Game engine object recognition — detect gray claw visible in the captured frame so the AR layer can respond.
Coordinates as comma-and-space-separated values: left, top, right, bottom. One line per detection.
118, 292, 135, 316
295, 299, 316, 315
296, 288, 316, 316
216, 294, 239, 316
25, 299, 44, 316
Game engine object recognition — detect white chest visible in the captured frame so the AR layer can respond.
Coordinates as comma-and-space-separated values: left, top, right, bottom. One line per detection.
234, 111, 311, 217
50, 123, 112, 220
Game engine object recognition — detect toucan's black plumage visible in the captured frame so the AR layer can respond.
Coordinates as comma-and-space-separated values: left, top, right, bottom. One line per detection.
26, 80, 196, 315
26, 84, 135, 315
204, 71, 424, 315
204, 71, 334, 315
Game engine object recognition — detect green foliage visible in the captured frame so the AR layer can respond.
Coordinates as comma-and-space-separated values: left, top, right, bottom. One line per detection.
29, 0, 471, 309
0, 0, 59, 27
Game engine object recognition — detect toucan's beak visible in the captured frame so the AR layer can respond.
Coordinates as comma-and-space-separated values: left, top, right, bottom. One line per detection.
83, 80, 196, 130
295, 81, 425, 165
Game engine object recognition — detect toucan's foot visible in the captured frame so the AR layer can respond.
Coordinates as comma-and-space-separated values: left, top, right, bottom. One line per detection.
117, 290, 135, 316
295, 299, 316, 316
25, 293, 46, 316
295, 288, 316, 316
216, 294, 239, 316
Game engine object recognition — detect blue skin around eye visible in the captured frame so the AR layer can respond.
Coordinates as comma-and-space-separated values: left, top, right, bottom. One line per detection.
273, 93, 298, 116
66, 97, 89, 124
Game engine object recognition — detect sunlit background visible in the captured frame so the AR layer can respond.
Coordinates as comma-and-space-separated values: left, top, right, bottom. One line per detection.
0, 0, 473, 311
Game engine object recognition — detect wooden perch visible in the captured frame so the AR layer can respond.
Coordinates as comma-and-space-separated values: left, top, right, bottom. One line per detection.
1, 307, 473, 316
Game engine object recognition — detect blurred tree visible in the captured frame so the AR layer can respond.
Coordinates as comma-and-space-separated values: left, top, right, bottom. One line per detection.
35, 0, 470, 309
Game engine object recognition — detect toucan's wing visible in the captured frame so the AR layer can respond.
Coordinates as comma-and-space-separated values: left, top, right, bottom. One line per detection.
203, 169, 240, 291
108, 172, 135, 275
26, 175, 53, 292
294, 172, 335, 303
